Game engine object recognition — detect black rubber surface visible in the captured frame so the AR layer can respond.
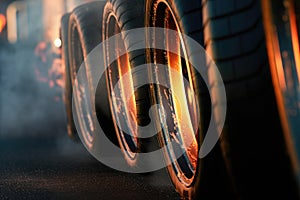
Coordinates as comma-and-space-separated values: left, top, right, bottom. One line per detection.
203, 0, 299, 199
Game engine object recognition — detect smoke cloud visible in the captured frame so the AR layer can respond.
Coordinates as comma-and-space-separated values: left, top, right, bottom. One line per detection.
0, 42, 67, 138
0, 0, 67, 139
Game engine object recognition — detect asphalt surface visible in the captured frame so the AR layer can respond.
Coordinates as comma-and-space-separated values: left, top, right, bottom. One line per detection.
0, 135, 180, 200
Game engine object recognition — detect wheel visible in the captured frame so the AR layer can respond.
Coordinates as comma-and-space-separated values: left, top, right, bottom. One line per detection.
102, 0, 158, 167
145, 0, 235, 199
68, 1, 106, 149
203, 0, 299, 198
60, 13, 78, 141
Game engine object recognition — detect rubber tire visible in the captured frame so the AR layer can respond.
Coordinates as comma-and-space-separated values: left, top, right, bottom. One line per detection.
60, 13, 79, 141
68, 1, 112, 148
145, 0, 236, 199
102, 0, 159, 168
203, 0, 299, 199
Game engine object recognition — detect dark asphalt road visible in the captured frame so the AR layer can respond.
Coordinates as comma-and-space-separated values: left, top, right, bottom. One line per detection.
0, 135, 180, 200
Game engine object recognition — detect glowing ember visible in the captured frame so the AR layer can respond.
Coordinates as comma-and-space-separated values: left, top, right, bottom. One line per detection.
33, 40, 65, 101
49, 58, 64, 89
0, 14, 6, 33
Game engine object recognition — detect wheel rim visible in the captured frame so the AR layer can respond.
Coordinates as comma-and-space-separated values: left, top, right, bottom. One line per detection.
263, 0, 300, 176
151, 1, 200, 186
105, 14, 138, 160
71, 24, 94, 148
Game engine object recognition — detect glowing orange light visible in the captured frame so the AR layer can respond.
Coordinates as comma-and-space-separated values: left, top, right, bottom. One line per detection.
165, 25, 198, 171
273, 29, 287, 91
288, 1, 300, 84
0, 14, 6, 33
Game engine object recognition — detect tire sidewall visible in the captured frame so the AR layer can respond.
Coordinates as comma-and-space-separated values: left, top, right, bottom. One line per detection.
145, 0, 205, 198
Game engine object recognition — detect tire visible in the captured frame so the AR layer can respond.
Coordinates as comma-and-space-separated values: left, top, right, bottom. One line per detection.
102, 0, 159, 168
68, 1, 107, 149
203, 0, 299, 199
145, 0, 235, 199
60, 13, 78, 141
